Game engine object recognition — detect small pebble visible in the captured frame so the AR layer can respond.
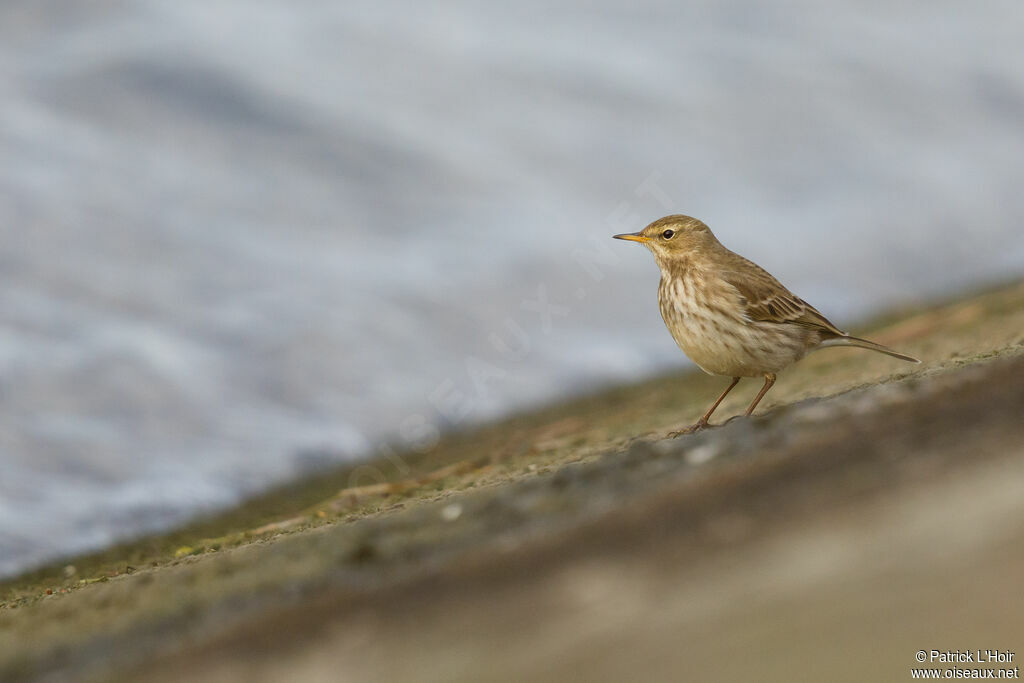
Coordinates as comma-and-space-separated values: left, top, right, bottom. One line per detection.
441, 503, 463, 521
685, 442, 722, 466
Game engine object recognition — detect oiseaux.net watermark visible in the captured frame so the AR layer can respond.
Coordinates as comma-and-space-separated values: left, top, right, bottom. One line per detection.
345, 171, 675, 489
911, 649, 1018, 679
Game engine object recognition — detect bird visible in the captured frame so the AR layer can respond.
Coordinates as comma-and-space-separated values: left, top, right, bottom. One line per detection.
614, 214, 920, 435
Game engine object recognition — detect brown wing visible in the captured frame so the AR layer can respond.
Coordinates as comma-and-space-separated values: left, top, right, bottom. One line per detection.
721, 254, 846, 336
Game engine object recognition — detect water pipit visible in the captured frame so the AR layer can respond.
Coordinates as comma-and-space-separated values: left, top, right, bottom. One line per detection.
615, 215, 919, 435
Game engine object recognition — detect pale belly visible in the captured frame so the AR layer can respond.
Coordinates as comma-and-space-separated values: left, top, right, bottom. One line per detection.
658, 278, 814, 377
667, 316, 810, 377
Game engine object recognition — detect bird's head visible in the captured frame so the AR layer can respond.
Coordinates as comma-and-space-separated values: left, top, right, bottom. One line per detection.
613, 215, 719, 265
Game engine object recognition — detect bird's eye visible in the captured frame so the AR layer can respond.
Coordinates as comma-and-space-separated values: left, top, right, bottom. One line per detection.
661, 229, 675, 240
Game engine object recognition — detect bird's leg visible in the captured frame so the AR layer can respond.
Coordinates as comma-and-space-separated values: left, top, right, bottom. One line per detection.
669, 377, 740, 437
744, 373, 777, 416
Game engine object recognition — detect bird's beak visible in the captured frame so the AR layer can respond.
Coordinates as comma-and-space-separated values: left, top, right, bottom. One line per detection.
613, 232, 650, 243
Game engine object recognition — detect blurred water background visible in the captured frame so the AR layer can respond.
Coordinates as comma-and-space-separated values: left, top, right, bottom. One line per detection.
1, 1, 1022, 577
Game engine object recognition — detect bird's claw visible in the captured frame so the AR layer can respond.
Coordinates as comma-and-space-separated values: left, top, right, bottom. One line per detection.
667, 420, 709, 438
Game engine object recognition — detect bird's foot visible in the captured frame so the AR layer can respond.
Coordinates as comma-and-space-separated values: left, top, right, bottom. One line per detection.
667, 419, 709, 438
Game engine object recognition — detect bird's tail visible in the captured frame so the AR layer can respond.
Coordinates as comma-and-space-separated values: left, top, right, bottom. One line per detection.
819, 334, 921, 363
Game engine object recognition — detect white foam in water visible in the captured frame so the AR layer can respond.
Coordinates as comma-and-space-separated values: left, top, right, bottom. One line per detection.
1, 1, 1022, 577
